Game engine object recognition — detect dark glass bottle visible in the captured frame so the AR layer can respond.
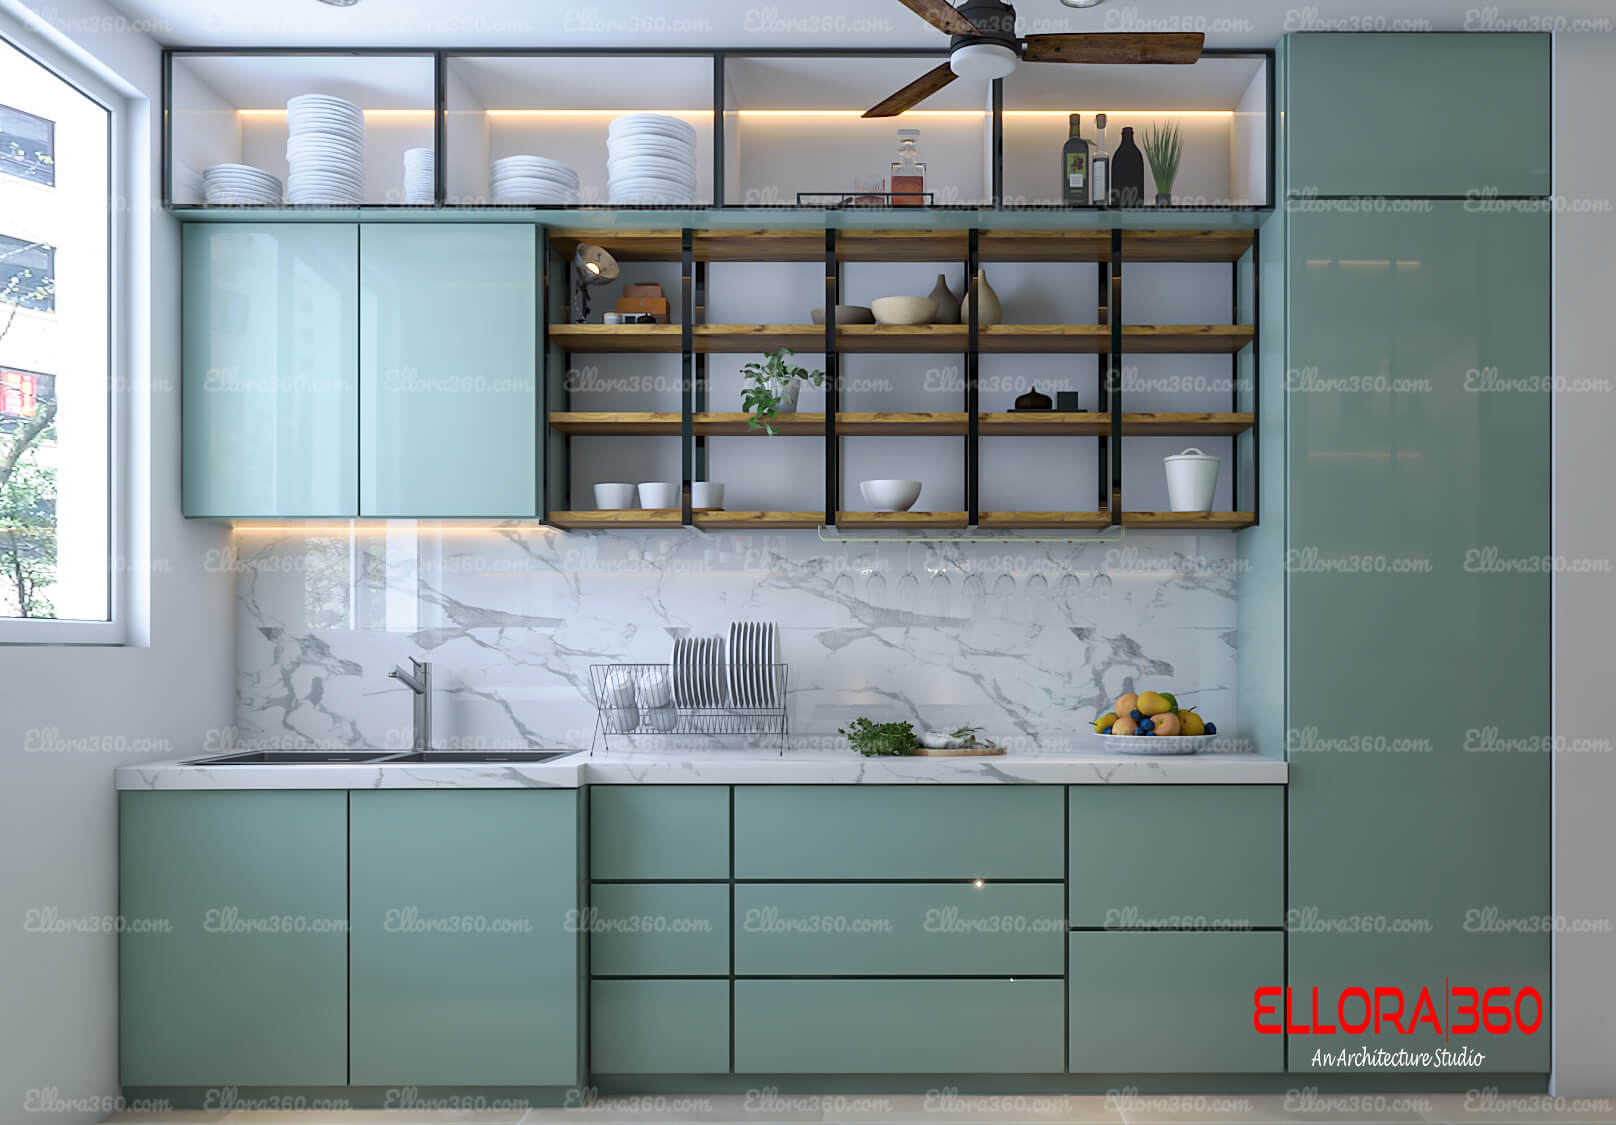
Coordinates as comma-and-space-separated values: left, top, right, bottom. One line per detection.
1061, 113, 1091, 206
1110, 126, 1145, 207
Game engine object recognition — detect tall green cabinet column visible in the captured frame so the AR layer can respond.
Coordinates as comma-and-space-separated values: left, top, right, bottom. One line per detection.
1286, 32, 1552, 1075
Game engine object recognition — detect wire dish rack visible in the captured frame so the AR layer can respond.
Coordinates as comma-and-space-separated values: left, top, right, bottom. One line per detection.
588, 663, 790, 754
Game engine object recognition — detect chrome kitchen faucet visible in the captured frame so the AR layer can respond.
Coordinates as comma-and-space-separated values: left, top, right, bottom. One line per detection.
389, 658, 433, 751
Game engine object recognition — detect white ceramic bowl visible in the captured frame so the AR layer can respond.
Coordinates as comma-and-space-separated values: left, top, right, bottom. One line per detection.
859, 479, 922, 512
636, 669, 672, 709
1091, 729, 1220, 756
638, 481, 680, 509
871, 296, 939, 326
641, 703, 679, 732
811, 305, 876, 325
594, 482, 637, 510
691, 482, 725, 509
603, 669, 638, 708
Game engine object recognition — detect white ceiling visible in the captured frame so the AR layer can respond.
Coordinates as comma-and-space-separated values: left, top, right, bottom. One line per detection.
105, 0, 1616, 49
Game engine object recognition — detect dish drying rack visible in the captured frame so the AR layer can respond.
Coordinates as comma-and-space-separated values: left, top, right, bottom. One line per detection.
588, 663, 790, 754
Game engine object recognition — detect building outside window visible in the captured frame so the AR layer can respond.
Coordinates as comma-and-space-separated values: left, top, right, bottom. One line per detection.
0, 101, 54, 185
0, 33, 112, 634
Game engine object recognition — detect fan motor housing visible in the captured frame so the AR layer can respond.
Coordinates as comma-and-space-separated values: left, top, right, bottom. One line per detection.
949, 0, 1020, 51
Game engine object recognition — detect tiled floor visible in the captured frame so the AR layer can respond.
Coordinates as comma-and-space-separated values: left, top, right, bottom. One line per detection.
99, 1091, 1616, 1124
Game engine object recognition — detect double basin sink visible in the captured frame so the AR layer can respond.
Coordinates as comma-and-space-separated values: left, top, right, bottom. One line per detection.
188, 750, 575, 765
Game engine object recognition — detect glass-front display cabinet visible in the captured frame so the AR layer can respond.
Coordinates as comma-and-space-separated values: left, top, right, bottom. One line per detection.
167, 52, 436, 207
443, 54, 716, 207
722, 54, 991, 208
1000, 52, 1270, 208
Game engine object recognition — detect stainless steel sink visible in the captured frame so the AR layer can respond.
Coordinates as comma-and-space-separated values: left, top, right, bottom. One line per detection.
382, 750, 575, 764
187, 750, 406, 765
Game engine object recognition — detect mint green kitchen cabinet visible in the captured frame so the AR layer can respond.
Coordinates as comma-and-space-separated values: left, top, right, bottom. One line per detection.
1287, 33, 1550, 198
1287, 204, 1551, 1072
1069, 932, 1283, 1073
733, 786, 1063, 879
348, 790, 579, 1086
590, 883, 729, 976
590, 785, 729, 880
182, 223, 358, 517
1069, 786, 1283, 927
592, 980, 730, 1074
734, 979, 1064, 1073
734, 883, 1064, 976
119, 791, 348, 1086
358, 224, 538, 517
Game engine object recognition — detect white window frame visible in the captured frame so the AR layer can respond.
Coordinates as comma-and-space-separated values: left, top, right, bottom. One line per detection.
0, 16, 127, 645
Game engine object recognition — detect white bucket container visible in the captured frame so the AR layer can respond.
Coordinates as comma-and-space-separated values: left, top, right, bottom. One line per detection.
1164, 448, 1220, 512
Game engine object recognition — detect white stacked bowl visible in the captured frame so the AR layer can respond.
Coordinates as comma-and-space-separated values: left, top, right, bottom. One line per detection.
285, 94, 365, 205
607, 113, 698, 205
490, 154, 578, 205
402, 147, 433, 204
202, 163, 282, 205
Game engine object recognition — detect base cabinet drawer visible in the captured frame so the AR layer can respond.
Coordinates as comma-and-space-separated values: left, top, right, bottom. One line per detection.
734, 786, 1064, 879
1069, 931, 1284, 1074
735, 883, 1064, 976
592, 980, 729, 1074
591, 786, 729, 880
734, 979, 1064, 1073
590, 883, 729, 976
1069, 786, 1283, 927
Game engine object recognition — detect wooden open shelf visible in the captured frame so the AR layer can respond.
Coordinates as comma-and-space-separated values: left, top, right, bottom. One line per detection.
546, 228, 1254, 265
835, 511, 970, 530
549, 323, 1253, 356
551, 411, 1255, 438
548, 509, 824, 530
978, 511, 1112, 529
1122, 511, 1257, 530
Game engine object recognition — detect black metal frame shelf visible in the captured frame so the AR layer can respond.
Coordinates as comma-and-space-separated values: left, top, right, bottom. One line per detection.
541, 225, 1260, 533
160, 46, 1275, 212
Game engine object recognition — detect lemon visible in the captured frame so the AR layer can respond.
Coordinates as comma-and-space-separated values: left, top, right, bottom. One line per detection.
1093, 712, 1119, 734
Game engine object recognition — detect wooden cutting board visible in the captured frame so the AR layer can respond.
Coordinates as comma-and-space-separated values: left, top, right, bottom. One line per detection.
909, 743, 1005, 757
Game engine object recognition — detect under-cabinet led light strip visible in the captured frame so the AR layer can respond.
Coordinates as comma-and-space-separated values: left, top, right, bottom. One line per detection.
233, 108, 1236, 119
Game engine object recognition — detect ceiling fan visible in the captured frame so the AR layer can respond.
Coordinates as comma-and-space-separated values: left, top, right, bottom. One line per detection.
865, 0, 1205, 118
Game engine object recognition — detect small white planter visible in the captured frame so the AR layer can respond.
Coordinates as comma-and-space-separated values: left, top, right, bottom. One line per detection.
1164, 448, 1220, 512
774, 377, 802, 414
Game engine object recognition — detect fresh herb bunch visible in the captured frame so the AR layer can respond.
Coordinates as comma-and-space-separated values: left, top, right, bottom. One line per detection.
840, 717, 920, 757
740, 348, 825, 435
1140, 122, 1183, 195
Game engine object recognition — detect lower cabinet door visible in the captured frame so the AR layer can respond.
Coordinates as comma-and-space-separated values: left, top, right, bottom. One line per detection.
734, 979, 1064, 1073
349, 790, 579, 1086
1069, 931, 1284, 1073
119, 791, 348, 1087
592, 980, 730, 1074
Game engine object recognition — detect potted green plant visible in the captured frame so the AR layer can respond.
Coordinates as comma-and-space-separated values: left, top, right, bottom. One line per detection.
1141, 122, 1183, 207
740, 348, 825, 435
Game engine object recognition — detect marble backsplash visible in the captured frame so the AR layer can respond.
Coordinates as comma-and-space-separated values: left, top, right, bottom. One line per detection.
231, 526, 1240, 754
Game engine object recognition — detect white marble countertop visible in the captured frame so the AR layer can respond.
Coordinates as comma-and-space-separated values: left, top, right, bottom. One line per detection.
115, 750, 1286, 789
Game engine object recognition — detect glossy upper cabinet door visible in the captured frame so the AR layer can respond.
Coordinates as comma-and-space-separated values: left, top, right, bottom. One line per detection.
1287, 204, 1551, 1073
182, 223, 358, 517
120, 792, 348, 1086
358, 224, 538, 517
1287, 33, 1550, 198
349, 790, 580, 1086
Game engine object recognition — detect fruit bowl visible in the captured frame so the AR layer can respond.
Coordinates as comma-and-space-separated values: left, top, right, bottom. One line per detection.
1092, 730, 1219, 756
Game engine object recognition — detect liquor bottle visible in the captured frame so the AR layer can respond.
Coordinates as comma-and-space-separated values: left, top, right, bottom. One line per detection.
1110, 126, 1145, 207
1090, 112, 1110, 207
890, 129, 926, 206
1061, 113, 1091, 205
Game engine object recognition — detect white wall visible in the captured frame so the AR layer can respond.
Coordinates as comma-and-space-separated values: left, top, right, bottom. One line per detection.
1552, 27, 1616, 1100
0, 2, 234, 1122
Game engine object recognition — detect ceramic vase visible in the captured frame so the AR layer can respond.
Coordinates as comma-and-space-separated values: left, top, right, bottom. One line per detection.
927, 273, 960, 324
956, 270, 1002, 327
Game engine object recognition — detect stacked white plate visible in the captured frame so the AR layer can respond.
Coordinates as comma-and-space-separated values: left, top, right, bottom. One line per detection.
490, 155, 578, 205
607, 113, 698, 205
670, 635, 728, 709
402, 147, 433, 204
285, 94, 364, 205
727, 620, 782, 710
202, 163, 281, 205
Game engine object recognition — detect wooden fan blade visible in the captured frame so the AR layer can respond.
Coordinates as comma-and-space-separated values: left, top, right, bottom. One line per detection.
863, 63, 960, 119
895, 0, 981, 36
1021, 32, 1205, 64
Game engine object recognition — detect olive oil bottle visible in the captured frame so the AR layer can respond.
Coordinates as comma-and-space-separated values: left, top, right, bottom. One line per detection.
1061, 113, 1091, 205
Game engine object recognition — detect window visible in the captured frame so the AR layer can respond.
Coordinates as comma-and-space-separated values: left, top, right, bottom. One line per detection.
0, 32, 112, 638
0, 233, 56, 311
0, 102, 54, 186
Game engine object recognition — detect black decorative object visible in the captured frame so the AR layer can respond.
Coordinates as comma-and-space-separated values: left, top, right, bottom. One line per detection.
1014, 386, 1053, 410
1110, 126, 1145, 207
1056, 391, 1081, 411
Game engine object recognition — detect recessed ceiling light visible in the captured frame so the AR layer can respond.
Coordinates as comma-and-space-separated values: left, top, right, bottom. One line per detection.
1060, 0, 1105, 7
316, 0, 360, 6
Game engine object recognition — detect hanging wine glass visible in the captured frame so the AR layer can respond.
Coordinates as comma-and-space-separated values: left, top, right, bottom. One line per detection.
864, 543, 887, 610
927, 547, 953, 620
831, 540, 854, 600
896, 540, 920, 613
